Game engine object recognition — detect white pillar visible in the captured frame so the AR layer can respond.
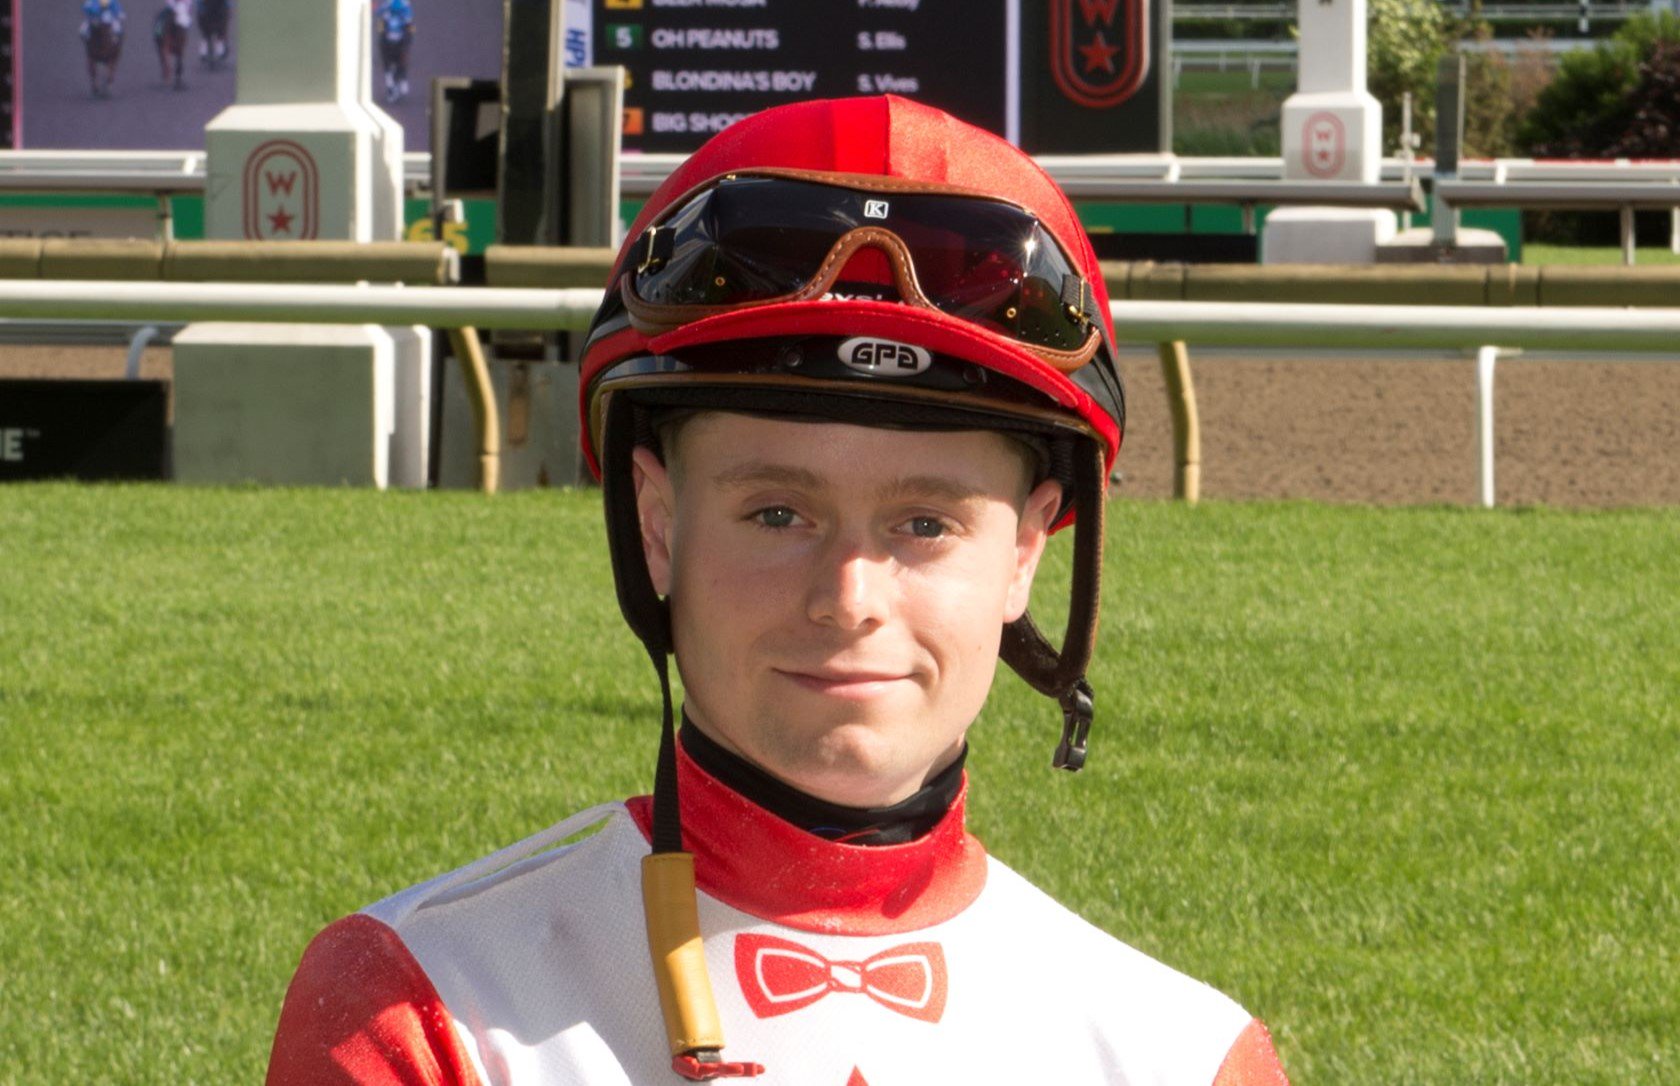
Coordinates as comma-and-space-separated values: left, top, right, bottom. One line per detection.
1475, 346, 1498, 508
1264, 0, 1394, 262
204, 0, 402, 242
1281, 0, 1382, 184
179, 0, 430, 489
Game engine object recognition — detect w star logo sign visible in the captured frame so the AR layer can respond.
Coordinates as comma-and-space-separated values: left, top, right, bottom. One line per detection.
1301, 112, 1347, 178
1051, 0, 1151, 109
243, 140, 320, 240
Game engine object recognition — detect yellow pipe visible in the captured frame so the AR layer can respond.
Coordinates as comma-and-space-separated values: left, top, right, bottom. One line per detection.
1157, 340, 1201, 504
0, 239, 458, 284
446, 327, 500, 495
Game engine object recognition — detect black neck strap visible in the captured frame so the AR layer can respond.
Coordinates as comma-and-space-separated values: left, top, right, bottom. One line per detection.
680, 719, 965, 845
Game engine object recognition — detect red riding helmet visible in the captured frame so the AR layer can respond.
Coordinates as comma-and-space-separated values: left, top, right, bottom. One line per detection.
581, 95, 1124, 774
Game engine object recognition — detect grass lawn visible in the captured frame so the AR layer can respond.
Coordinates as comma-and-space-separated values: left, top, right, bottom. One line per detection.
2, 486, 1676, 1084
1523, 243, 1680, 266
1173, 70, 1292, 157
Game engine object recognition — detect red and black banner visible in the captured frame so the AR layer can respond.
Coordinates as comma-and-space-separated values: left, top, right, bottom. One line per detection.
1050, 0, 1149, 108
1019, 0, 1168, 154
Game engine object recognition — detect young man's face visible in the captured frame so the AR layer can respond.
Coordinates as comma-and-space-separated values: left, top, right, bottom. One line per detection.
633, 411, 1063, 808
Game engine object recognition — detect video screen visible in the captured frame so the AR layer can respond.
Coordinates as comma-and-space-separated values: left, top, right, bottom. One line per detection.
19, 0, 504, 151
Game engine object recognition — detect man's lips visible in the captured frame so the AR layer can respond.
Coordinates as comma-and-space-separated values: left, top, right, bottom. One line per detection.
775, 667, 914, 698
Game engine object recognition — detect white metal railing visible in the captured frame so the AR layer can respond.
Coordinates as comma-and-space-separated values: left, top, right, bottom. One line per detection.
3, 279, 1676, 508
1172, 41, 1298, 88
0, 280, 601, 330
0, 149, 1430, 229
8, 147, 1680, 200
0, 147, 1444, 192
0, 150, 432, 192
9, 280, 1678, 348
618, 152, 1430, 204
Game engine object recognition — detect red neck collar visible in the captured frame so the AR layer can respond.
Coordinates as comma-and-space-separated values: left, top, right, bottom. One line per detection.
626, 743, 988, 936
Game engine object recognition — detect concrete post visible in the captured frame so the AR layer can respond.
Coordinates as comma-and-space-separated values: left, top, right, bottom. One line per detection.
177, 0, 430, 488
1431, 55, 1465, 247
204, 0, 403, 242
1281, 0, 1381, 184
1264, 0, 1395, 262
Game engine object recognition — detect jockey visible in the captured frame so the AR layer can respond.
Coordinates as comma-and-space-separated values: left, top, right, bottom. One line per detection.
264, 96, 1293, 1086
377, 0, 415, 102
379, 0, 415, 38
79, 0, 125, 39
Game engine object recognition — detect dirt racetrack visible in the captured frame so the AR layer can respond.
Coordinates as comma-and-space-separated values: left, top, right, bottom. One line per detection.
6, 343, 1680, 508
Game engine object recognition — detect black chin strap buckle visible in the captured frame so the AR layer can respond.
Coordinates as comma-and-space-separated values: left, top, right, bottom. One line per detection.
1052, 679, 1094, 772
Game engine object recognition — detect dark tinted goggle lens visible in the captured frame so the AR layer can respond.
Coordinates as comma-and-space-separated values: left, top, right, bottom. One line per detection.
634, 177, 846, 306
632, 177, 1094, 352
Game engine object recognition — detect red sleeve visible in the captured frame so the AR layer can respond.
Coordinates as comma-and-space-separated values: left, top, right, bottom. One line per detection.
1212, 1018, 1290, 1086
265, 914, 485, 1086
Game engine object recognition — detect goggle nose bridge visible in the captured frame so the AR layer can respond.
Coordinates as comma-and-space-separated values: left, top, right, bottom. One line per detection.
789, 226, 932, 307
637, 222, 941, 310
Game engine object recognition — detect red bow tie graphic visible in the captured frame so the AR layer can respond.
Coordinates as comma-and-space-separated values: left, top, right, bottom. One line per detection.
735, 933, 947, 1023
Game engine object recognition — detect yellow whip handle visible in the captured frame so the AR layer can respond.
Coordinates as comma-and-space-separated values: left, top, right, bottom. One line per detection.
642, 852, 727, 1057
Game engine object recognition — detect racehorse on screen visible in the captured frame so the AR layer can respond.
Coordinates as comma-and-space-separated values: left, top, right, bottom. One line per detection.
154, 0, 193, 90
377, 0, 415, 103
80, 0, 126, 98
197, 0, 230, 69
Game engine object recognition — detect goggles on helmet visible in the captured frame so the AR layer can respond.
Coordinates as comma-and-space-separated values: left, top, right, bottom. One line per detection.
620, 169, 1106, 373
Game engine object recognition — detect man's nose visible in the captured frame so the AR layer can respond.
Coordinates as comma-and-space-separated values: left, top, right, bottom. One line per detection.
806, 543, 892, 630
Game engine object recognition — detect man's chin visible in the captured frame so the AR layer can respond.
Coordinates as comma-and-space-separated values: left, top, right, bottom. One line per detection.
767, 725, 939, 808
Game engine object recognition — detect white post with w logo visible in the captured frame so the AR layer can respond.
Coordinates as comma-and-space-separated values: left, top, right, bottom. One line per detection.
1263, 0, 1395, 263
173, 0, 430, 488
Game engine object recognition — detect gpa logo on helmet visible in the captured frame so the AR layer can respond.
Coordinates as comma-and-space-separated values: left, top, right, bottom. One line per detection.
839, 337, 932, 377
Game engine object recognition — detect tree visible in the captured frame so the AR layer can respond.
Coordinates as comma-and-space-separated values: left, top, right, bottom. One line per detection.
1520, 12, 1680, 156
1367, 0, 1453, 154
1602, 42, 1680, 157
1365, 0, 1516, 158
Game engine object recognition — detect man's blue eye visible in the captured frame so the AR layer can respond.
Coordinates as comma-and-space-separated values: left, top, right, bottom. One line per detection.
757, 507, 796, 528
908, 517, 945, 539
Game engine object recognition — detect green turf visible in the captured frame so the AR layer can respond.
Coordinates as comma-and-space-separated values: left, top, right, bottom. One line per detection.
1172, 70, 1291, 157
1523, 244, 1680, 266
3, 486, 1676, 1084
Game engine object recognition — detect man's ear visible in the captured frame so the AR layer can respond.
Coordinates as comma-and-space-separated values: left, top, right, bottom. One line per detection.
1004, 479, 1063, 623
631, 445, 676, 597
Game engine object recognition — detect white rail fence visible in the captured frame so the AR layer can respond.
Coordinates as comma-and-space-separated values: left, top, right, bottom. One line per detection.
4, 280, 1677, 508
6, 150, 1678, 261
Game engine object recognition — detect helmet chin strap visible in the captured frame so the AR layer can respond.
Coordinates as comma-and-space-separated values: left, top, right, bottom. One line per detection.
998, 438, 1106, 770
602, 397, 763, 1079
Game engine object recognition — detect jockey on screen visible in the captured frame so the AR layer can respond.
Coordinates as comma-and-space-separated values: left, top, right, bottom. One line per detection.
376, 0, 416, 103
79, 0, 126, 39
